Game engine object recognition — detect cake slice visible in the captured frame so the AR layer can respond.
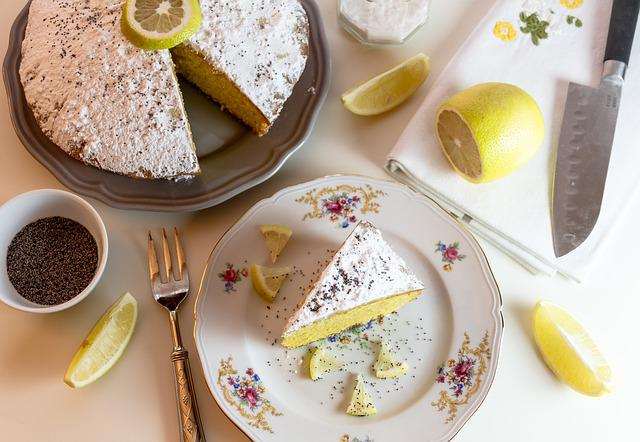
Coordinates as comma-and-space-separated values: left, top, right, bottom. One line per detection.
171, 0, 309, 136
281, 221, 424, 348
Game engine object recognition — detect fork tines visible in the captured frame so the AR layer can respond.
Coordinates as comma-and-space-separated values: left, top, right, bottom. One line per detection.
147, 227, 187, 283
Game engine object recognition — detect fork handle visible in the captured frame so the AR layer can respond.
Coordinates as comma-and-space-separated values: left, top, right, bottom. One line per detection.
171, 349, 206, 442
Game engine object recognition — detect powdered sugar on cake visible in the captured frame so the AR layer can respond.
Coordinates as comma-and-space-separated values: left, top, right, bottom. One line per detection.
283, 221, 424, 335
183, 0, 309, 123
19, 0, 199, 179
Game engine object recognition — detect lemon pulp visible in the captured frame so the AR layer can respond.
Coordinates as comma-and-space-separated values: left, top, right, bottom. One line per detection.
341, 53, 430, 116
533, 301, 612, 396
122, 0, 202, 50
436, 82, 544, 183
64, 293, 138, 388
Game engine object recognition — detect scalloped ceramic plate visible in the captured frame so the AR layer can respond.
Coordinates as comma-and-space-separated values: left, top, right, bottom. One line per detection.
3, 0, 329, 212
194, 175, 503, 441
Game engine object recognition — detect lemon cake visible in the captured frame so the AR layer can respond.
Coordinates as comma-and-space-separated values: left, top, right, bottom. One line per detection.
281, 221, 424, 348
172, 0, 309, 136
19, 0, 309, 179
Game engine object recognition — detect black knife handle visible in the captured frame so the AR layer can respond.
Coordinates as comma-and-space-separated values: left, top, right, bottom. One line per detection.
604, 0, 640, 67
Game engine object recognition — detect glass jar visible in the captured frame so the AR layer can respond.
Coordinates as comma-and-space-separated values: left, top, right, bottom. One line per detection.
338, 0, 430, 45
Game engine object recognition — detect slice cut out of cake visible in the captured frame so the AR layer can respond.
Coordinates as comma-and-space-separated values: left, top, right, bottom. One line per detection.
281, 221, 424, 348
171, 0, 309, 136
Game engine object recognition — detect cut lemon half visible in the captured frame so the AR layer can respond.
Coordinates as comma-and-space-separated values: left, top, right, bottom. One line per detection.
122, 0, 202, 50
346, 374, 377, 416
533, 301, 612, 396
373, 342, 408, 379
436, 82, 544, 183
250, 264, 292, 302
259, 224, 292, 264
341, 53, 430, 116
64, 293, 138, 388
309, 347, 343, 380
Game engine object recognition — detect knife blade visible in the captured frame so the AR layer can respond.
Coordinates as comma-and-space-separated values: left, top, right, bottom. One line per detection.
552, 0, 640, 258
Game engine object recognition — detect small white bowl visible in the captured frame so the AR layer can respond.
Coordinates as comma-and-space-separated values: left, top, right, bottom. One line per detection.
0, 189, 108, 313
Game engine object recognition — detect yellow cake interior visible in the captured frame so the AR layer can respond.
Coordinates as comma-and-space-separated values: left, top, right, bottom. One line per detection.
281, 289, 423, 348
171, 44, 271, 136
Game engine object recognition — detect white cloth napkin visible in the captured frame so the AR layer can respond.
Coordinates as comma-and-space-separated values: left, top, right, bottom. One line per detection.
386, 0, 640, 281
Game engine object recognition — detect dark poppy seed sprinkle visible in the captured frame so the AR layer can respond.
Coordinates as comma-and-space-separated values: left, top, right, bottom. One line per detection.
6, 216, 98, 306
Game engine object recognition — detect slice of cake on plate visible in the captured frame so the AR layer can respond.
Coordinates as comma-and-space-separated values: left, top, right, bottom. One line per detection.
281, 221, 424, 348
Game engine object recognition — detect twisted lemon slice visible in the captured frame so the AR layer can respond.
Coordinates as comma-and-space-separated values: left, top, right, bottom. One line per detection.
250, 264, 291, 302
122, 0, 202, 50
346, 374, 377, 416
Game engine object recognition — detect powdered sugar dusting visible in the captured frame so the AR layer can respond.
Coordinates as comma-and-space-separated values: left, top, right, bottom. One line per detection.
283, 221, 424, 335
19, 0, 199, 179
183, 0, 309, 123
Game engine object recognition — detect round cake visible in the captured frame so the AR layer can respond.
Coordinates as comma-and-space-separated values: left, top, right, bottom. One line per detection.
19, 0, 309, 179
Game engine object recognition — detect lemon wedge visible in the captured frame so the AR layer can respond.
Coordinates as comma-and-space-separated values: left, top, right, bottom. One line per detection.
64, 293, 138, 388
373, 342, 408, 379
259, 224, 292, 263
346, 374, 377, 416
341, 53, 430, 116
533, 301, 612, 396
436, 82, 544, 183
250, 264, 291, 302
309, 347, 343, 380
122, 0, 202, 51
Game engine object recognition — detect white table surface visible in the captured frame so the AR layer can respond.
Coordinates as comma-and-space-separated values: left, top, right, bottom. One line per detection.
1, 1, 637, 441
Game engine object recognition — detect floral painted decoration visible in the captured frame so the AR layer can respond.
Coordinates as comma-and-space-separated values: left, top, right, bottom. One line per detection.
218, 263, 248, 293
296, 184, 386, 228
519, 11, 550, 45
493, 0, 584, 45
340, 435, 374, 442
432, 332, 491, 423
560, 0, 583, 9
493, 21, 517, 42
217, 357, 282, 433
435, 241, 466, 272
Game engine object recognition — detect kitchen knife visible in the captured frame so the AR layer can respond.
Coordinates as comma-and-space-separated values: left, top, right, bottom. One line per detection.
552, 0, 640, 258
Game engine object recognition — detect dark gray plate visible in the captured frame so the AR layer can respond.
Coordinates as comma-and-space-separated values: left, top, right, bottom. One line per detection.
3, 0, 330, 212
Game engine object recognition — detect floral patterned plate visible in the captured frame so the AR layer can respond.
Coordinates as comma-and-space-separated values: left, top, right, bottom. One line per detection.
194, 175, 503, 441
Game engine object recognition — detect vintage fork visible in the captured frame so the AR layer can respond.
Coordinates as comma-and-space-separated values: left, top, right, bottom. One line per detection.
148, 228, 205, 442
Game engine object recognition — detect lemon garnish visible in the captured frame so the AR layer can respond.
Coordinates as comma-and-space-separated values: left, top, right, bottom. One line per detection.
533, 301, 612, 396
373, 342, 408, 379
250, 264, 291, 302
341, 53, 430, 116
122, 0, 202, 51
64, 293, 138, 388
259, 224, 292, 264
346, 374, 377, 416
309, 347, 343, 380
436, 82, 544, 183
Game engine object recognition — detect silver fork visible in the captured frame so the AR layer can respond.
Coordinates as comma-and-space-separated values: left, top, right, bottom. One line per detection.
148, 228, 205, 442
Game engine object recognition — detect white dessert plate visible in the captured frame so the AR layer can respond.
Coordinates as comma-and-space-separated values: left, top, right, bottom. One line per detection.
194, 175, 503, 441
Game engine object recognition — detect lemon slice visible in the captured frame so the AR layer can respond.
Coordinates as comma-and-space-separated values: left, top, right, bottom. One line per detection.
259, 224, 292, 264
436, 82, 544, 183
341, 53, 430, 116
64, 293, 138, 388
122, 0, 202, 50
309, 347, 343, 380
373, 342, 408, 379
533, 301, 612, 396
346, 374, 377, 416
250, 264, 292, 302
